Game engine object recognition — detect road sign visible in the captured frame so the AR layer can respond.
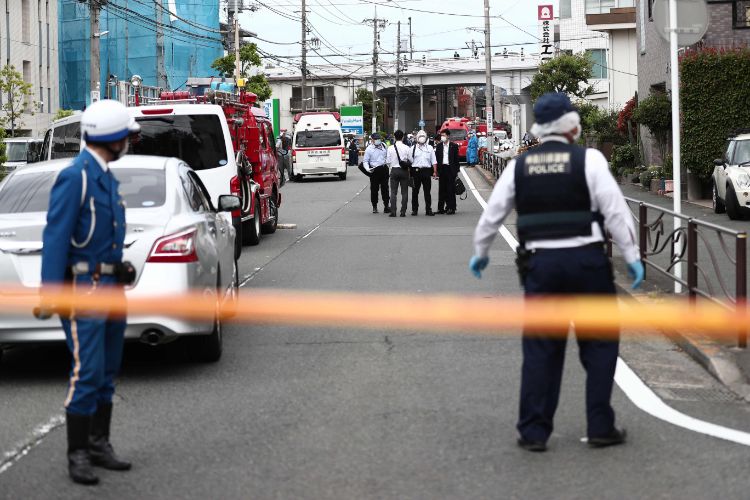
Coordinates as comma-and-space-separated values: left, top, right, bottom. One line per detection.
653, 0, 709, 47
263, 99, 280, 137
340, 105, 364, 135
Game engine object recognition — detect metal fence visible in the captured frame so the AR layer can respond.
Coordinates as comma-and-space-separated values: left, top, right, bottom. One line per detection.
480, 152, 749, 347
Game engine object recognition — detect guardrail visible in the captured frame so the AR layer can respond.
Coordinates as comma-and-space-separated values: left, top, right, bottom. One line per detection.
480, 152, 748, 347
613, 199, 748, 347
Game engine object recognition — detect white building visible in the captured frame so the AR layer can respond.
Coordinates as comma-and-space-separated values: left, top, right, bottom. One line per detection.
0, 0, 59, 136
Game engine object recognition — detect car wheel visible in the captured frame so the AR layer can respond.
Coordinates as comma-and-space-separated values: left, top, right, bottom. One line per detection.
338, 171, 347, 181
242, 198, 261, 246
261, 197, 278, 234
713, 182, 726, 214
726, 183, 742, 220
186, 291, 222, 363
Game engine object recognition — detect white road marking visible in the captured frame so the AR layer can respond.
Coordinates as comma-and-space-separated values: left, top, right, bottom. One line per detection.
0, 414, 64, 475
461, 166, 750, 447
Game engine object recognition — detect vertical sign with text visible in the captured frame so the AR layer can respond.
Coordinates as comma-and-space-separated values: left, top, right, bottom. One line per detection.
538, 4, 554, 62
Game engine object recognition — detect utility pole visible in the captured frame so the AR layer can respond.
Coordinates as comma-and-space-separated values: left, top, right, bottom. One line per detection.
483, 0, 493, 135
89, 0, 101, 105
394, 20, 401, 132
419, 78, 424, 131
301, 0, 308, 112
155, 0, 167, 90
234, 18, 241, 82
408, 17, 413, 60
364, 7, 386, 135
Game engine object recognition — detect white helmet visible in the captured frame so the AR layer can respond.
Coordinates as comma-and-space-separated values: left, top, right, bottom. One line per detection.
81, 99, 140, 143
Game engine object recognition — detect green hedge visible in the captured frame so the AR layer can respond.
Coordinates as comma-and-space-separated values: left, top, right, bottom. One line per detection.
681, 48, 750, 180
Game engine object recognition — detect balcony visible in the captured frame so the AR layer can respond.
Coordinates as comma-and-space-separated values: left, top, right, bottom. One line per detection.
586, 7, 636, 31
290, 96, 336, 112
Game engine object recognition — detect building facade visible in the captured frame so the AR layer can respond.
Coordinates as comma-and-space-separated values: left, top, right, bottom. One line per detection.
58, 0, 223, 111
0, 0, 59, 136
636, 0, 750, 182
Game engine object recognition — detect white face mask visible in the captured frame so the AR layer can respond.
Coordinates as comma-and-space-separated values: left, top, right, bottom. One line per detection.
417, 136, 427, 144
374, 140, 382, 146
441, 136, 448, 143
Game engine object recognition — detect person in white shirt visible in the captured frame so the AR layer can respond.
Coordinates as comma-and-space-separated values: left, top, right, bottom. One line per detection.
410, 130, 437, 216
360, 133, 390, 213
468, 92, 645, 453
385, 130, 414, 217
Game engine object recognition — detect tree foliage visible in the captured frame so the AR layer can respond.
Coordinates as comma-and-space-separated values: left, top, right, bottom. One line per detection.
211, 43, 272, 101
576, 101, 625, 145
0, 127, 6, 178
529, 53, 595, 102
355, 88, 384, 136
632, 92, 671, 163
0, 65, 36, 137
681, 47, 750, 180
53, 109, 75, 121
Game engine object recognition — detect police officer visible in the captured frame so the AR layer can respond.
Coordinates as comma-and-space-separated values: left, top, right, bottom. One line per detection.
410, 130, 437, 216
37, 99, 139, 485
468, 93, 645, 452
361, 133, 390, 214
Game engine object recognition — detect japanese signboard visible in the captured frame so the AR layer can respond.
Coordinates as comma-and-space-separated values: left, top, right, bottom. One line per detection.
340, 105, 364, 136
538, 4, 554, 61
263, 99, 280, 137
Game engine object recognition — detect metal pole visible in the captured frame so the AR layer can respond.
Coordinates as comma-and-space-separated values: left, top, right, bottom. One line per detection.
408, 16, 413, 60
156, 0, 167, 89
687, 220, 697, 300
639, 203, 648, 280
669, 0, 682, 294
483, 0, 493, 135
419, 79, 424, 131
371, 6, 378, 135
394, 21, 401, 132
301, 0, 307, 113
234, 18, 240, 82
737, 233, 747, 348
89, 0, 101, 105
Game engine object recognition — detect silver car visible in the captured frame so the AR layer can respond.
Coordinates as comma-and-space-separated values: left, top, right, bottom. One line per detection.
0, 155, 239, 362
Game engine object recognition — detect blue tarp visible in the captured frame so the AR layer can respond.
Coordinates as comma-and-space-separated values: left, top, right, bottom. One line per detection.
59, 0, 223, 110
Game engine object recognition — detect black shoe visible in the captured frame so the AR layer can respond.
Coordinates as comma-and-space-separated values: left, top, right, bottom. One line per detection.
89, 403, 131, 471
66, 412, 99, 485
400, 212, 406, 217
411, 210, 418, 216
517, 438, 547, 452
588, 428, 627, 448
389, 213, 397, 218
446, 209, 456, 215
426, 210, 435, 216
437, 209, 446, 214
383, 206, 391, 213
372, 207, 378, 214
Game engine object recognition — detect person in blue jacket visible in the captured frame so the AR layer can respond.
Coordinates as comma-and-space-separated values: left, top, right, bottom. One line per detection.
466, 131, 479, 166
37, 99, 139, 485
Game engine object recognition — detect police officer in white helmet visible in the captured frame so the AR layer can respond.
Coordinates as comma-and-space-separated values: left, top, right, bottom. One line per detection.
37, 99, 139, 485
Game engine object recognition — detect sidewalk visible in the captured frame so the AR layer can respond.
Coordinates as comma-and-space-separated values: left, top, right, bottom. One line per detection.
469, 165, 750, 400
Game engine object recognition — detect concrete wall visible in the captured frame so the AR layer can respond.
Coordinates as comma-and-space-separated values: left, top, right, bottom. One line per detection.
609, 28, 638, 109
0, 0, 59, 137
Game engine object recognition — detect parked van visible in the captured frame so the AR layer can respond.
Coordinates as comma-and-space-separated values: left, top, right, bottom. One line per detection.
292, 112, 347, 181
3, 138, 43, 170
38, 113, 83, 162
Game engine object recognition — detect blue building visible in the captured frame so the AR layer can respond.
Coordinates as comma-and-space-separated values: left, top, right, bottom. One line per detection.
59, 0, 223, 110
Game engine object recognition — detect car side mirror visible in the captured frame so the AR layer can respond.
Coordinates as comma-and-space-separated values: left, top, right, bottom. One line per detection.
714, 158, 725, 167
218, 195, 241, 212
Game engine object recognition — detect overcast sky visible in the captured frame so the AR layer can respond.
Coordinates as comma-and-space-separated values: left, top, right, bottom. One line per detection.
238, 1, 556, 71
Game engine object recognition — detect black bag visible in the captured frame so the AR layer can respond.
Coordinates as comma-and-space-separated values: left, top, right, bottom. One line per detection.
394, 144, 412, 170
455, 176, 468, 200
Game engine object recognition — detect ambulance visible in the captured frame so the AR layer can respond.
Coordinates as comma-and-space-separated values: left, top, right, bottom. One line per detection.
291, 112, 347, 181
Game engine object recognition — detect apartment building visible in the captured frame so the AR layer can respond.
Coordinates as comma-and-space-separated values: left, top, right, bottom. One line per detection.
0, 0, 59, 136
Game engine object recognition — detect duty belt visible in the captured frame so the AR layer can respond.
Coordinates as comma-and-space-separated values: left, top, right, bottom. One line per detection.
71, 262, 118, 276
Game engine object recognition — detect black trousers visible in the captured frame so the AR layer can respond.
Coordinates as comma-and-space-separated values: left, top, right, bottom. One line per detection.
411, 168, 433, 213
517, 245, 619, 443
437, 164, 456, 211
389, 168, 410, 215
370, 165, 390, 208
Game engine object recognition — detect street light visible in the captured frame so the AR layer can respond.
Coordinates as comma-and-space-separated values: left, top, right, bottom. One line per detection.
131, 74, 143, 106
93, 30, 109, 38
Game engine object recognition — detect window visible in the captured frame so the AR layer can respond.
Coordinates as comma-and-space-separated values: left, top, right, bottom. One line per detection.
111, 169, 167, 208
735, 1, 750, 28
724, 141, 737, 164
51, 123, 81, 159
586, 49, 608, 79
294, 130, 342, 148
21, 0, 30, 44
585, 0, 633, 14
560, 0, 572, 19
731, 140, 750, 165
181, 174, 207, 212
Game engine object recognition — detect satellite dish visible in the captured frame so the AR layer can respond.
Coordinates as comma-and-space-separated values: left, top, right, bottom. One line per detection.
652, 0, 709, 47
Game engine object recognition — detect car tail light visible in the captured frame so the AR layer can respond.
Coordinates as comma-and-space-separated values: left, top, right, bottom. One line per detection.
140, 108, 174, 115
292, 149, 297, 163
341, 147, 347, 161
230, 176, 241, 217
147, 228, 197, 263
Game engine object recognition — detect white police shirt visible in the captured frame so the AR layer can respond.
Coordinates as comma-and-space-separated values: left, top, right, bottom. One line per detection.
362, 143, 388, 173
473, 135, 639, 264
412, 143, 437, 168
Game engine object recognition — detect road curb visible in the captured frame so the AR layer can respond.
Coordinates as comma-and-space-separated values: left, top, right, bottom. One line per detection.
469, 164, 750, 400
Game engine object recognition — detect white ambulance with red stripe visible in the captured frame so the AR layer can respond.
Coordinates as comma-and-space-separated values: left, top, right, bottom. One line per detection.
291, 112, 347, 181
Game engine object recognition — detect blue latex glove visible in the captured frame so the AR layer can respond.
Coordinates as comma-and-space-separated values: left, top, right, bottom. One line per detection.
627, 260, 645, 290
469, 255, 490, 279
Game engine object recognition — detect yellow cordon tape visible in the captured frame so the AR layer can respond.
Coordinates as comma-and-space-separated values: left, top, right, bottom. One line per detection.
6, 285, 748, 341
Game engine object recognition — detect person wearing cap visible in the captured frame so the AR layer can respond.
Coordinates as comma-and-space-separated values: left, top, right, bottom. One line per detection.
37, 99, 139, 485
361, 133, 390, 213
410, 130, 437, 216
468, 92, 645, 453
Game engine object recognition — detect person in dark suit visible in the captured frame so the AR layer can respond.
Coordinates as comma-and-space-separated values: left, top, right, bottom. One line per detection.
434, 131, 460, 214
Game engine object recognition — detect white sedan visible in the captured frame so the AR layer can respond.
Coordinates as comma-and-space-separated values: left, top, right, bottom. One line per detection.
0, 155, 239, 362
712, 132, 750, 220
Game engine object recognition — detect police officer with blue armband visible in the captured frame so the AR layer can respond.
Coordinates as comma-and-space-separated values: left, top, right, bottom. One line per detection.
469, 93, 645, 453
360, 133, 390, 214
36, 99, 139, 485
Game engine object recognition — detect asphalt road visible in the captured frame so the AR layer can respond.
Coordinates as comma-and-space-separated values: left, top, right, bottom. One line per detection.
2, 167, 750, 499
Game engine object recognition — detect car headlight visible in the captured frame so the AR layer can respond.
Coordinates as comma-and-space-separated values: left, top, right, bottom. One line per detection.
737, 173, 750, 189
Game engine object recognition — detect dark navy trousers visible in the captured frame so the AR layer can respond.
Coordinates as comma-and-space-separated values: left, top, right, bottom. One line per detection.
62, 275, 126, 416
517, 244, 619, 443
